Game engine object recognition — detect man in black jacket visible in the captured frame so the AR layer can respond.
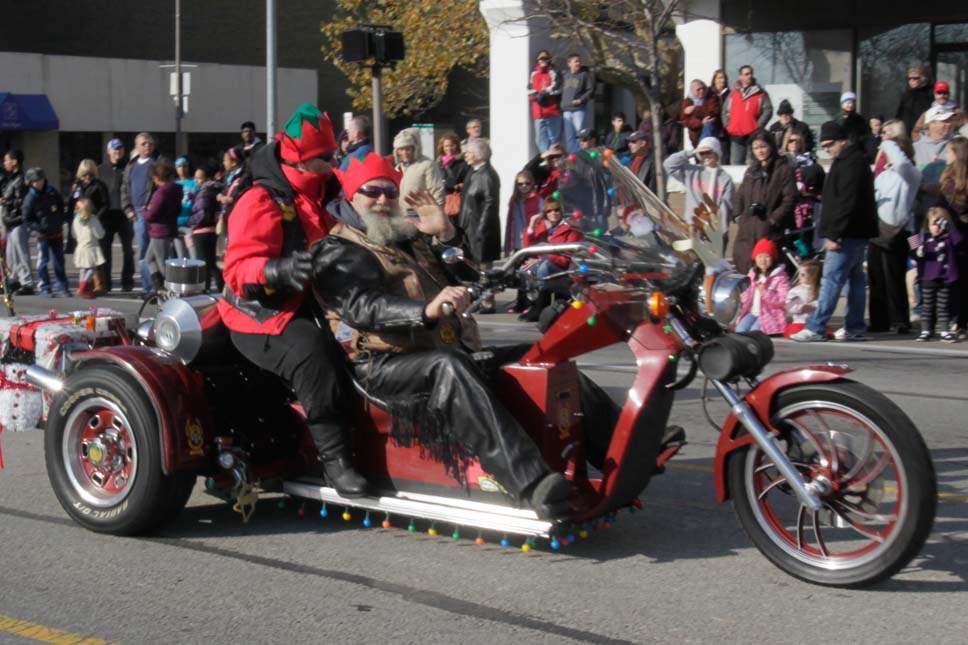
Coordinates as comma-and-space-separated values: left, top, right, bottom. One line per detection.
792, 122, 878, 342
1, 150, 35, 294
98, 139, 135, 291
895, 65, 934, 135
312, 155, 572, 519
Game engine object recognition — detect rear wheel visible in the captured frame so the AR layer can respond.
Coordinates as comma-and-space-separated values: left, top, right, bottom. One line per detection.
728, 381, 936, 587
45, 364, 195, 535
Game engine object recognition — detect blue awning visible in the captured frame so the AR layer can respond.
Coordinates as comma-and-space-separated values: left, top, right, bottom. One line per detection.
0, 93, 59, 131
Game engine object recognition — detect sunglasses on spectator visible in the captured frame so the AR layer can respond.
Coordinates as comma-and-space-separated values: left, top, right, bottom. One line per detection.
538, 57, 550, 63
357, 185, 399, 199
908, 76, 922, 81
517, 181, 533, 187
544, 207, 562, 214
936, 91, 949, 95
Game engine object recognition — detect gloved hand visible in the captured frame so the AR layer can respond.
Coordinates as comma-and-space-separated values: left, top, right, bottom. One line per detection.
263, 251, 313, 292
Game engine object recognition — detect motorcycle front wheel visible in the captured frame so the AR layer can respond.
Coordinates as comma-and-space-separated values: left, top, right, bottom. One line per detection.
728, 381, 936, 587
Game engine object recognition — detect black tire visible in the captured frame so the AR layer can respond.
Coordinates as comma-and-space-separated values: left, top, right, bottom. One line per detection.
728, 381, 936, 587
45, 364, 195, 535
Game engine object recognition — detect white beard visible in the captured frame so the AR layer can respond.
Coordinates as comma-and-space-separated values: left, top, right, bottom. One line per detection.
358, 202, 419, 245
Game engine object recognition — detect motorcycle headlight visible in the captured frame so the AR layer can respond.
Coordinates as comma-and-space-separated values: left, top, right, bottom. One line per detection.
709, 272, 750, 327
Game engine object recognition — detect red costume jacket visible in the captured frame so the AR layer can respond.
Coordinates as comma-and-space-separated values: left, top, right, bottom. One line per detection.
522, 219, 584, 269
218, 143, 335, 335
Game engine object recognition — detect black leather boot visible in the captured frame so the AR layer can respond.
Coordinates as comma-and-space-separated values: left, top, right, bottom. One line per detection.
526, 472, 572, 520
310, 423, 368, 498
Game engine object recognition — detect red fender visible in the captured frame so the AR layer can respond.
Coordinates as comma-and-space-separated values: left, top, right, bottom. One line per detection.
712, 365, 852, 502
70, 346, 213, 475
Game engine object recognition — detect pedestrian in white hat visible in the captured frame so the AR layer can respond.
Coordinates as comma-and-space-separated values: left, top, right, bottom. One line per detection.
663, 135, 735, 239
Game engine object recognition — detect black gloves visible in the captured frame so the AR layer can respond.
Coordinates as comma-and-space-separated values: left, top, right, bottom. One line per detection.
263, 251, 313, 292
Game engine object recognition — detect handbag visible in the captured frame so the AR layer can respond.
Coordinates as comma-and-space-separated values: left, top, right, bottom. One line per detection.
444, 191, 461, 218
870, 220, 905, 250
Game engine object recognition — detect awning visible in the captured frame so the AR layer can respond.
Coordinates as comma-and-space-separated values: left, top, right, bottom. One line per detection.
0, 93, 59, 131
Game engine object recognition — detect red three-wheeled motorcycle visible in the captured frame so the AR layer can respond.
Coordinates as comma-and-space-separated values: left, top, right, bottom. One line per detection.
24, 152, 935, 588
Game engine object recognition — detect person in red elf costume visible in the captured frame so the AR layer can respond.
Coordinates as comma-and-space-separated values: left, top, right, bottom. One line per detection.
217, 102, 367, 497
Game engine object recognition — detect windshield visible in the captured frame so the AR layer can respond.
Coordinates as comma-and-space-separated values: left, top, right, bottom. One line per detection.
554, 149, 718, 289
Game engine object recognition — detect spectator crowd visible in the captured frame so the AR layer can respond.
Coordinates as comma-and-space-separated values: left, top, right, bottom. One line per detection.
1, 57, 967, 342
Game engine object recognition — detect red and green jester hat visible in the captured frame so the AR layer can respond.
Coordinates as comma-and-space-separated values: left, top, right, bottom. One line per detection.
218, 102, 338, 335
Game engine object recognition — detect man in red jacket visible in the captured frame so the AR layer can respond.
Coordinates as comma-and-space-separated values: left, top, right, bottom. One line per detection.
723, 65, 773, 165
528, 50, 563, 153
217, 102, 367, 497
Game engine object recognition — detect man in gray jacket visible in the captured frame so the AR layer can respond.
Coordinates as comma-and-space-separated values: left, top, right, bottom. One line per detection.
561, 54, 595, 154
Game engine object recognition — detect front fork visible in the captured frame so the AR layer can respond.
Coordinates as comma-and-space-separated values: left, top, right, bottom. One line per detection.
668, 315, 824, 512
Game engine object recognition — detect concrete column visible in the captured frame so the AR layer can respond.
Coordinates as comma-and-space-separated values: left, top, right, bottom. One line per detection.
676, 0, 723, 151
479, 0, 533, 232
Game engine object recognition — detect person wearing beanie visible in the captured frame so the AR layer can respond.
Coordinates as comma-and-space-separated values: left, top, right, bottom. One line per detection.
735, 237, 791, 335
663, 135, 735, 239
393, 128, 445, 206
310, 153, 575, 520
218, 102, 369, 498
767, 99, 815, 153
792, 120, 878, 342
835, 90, 874, 162
21, 167, 69, 296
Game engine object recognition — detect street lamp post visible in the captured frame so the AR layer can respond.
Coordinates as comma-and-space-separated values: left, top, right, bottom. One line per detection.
174, 0, 184, 156
266, 0, 278, 138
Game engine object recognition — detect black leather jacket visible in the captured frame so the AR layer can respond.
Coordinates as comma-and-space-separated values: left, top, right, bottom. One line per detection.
311, 227, 475, 339
1, 171, 26, 228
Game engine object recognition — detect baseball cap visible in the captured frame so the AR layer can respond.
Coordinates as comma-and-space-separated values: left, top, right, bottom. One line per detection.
107, 138, 124, 150
175, 156, 189, 167
628, 131, 646, 143
934, 81, 950, 94
578, 128, 595, 141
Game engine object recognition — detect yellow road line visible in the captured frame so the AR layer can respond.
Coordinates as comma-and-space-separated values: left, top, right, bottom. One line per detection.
0, 613, 119, 645
665, 463, 967, 503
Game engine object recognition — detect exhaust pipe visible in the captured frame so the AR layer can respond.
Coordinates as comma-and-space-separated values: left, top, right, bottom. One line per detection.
25, 364, 65, 393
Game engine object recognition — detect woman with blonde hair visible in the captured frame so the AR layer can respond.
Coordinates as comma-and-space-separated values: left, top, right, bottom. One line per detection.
937, 137, 968, 334
869, 119, 920, 333
67, 158, 110, 262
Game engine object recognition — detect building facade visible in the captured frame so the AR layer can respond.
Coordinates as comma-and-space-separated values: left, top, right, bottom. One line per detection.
482, 0, 968, 212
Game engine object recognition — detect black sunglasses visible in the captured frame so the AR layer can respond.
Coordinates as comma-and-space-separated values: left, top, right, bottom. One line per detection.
357, 185, 399, 199
544, 207, 562, 214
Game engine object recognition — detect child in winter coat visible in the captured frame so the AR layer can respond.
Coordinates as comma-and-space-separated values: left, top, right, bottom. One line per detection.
187, 166, 224, 292
735, 238, 791, 335
913, 207, 963, 342
71, 197, 106, 298
784, 259, 821, 337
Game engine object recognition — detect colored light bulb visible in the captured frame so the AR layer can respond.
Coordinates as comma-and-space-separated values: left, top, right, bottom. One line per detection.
586, 315, 597, 326
342, 511, 351, 521
570, 300, 583, 310
550, 538, 560, 550
452, 530, 461, 541
579, 264, 589, 273
382, 519, 392, 529
551, 190, 561, 200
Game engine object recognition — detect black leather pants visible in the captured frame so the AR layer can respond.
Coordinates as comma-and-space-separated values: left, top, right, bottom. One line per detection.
354, 348, 549, 497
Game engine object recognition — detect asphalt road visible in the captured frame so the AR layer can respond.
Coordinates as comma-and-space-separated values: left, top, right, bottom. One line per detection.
1, 295, 966, 644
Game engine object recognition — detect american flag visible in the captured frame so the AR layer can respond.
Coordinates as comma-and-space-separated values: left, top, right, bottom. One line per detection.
907, 233, 922, 250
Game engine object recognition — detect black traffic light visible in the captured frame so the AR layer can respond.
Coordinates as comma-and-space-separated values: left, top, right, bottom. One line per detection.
341, 24, 405, 66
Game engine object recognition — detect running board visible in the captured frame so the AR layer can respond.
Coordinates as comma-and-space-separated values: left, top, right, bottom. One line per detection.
282, 480, 553, 538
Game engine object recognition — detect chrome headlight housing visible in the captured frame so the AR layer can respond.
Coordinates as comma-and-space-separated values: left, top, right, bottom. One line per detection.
151, 295, 219, 363
708, 271, 750, 327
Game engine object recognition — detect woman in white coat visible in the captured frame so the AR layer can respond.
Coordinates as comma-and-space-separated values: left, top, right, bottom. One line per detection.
870, 119, 921, 333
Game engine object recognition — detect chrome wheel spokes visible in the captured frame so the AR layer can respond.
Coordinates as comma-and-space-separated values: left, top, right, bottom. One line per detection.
746, 401, 907, 571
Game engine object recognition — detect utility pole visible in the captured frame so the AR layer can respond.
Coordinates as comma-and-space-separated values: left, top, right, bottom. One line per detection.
371, 65, 386, 155
174, 0, 184, 156
266, 0, 277, 138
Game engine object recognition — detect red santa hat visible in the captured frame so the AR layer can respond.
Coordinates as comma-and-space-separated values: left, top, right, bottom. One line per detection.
274, 102, 337, 163
334, 152, 402, 198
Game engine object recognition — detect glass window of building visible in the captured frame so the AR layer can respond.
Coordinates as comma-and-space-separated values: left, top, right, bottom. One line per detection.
724, 30, 852, 133
858, 24, 931, 123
